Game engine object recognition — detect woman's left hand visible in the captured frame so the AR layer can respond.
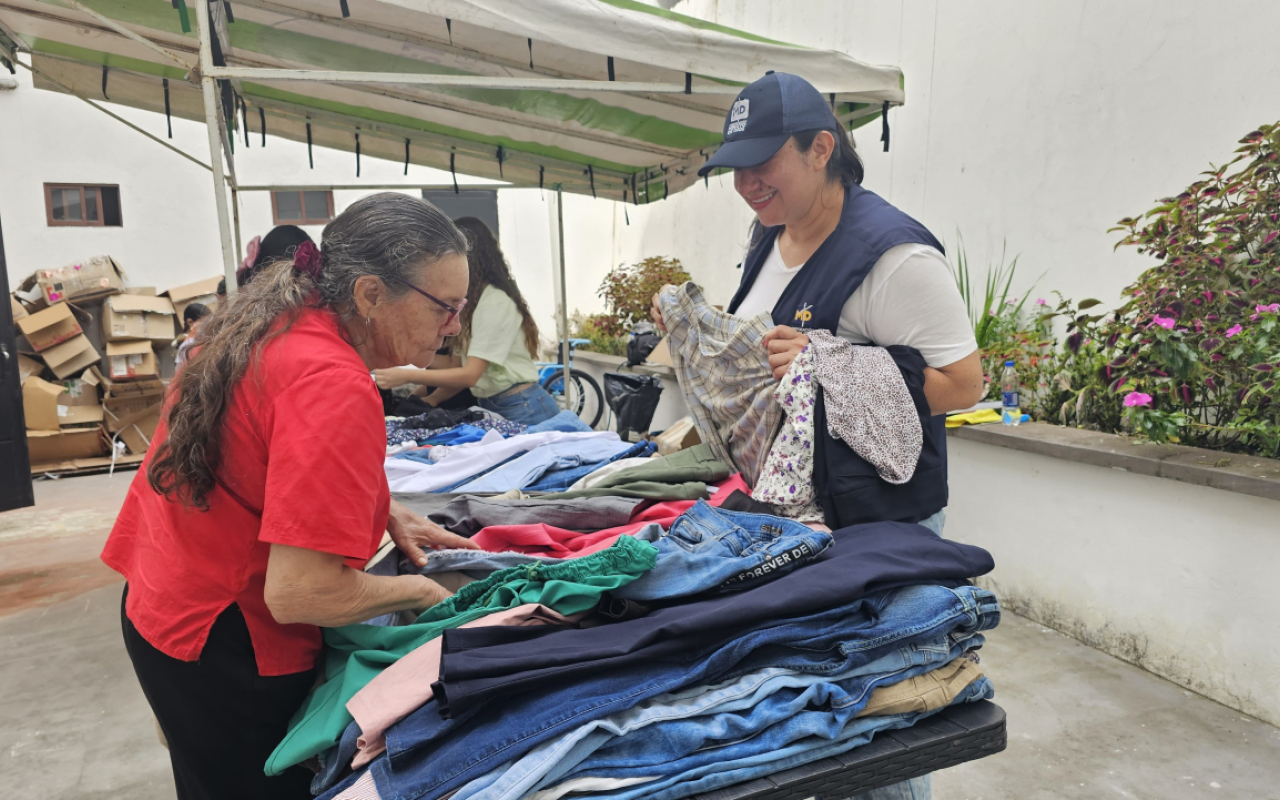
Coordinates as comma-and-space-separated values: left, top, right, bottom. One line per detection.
374, 367, 414, 390
387, 500, 481, 568
762, 326, 810, 381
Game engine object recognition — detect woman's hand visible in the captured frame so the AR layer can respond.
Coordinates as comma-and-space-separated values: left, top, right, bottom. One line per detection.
388, 499, 480, 568
762, 326, 810, 381
374, 367, 415, 390
650, 288, 675, 333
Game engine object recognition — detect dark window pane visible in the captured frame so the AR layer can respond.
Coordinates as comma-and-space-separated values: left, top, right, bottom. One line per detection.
274, 191, 302, 221
84, 188, 99, 221
101, 187, 122, 226
51, 188, 83, 221
303, 191, 330, 221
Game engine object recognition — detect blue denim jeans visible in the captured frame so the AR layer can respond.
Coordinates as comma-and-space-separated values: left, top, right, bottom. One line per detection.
612, 501, 833, 601
548, 678, 993, 800
526, 441, 657, 492
918, 509, 946, 537
335, 585, 999, 800
448, 631, 982, 800
478, 383, 562, 426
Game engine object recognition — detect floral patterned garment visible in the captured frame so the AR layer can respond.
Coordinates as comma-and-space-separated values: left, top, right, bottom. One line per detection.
751, 347, 823, 521
806, 330, 922, 485
752, 331, 923, 521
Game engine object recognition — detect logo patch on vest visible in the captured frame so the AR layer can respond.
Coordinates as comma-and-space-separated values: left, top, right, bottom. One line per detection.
793, 303, 813, 326
727, 99, 750, 135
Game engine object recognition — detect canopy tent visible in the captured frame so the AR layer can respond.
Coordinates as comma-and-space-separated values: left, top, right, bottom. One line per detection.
0, 0, 902, 198
0, 0, 905, 380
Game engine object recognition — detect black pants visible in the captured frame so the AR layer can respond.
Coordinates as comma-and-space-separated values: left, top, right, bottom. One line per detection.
120, 587, 317, 800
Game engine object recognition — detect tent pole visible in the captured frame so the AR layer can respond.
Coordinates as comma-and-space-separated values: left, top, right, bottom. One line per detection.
555, 188, 569, 414
194, 0, 239, 298
231, 185, 244, 271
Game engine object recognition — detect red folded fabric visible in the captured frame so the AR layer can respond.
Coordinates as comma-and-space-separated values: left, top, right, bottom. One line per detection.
468, 474, 750, 557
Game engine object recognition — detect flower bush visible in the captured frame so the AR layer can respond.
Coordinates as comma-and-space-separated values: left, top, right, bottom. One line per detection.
570, 256, 691, 354
980, 122, 1280, 457
1101, 121, 1280, 456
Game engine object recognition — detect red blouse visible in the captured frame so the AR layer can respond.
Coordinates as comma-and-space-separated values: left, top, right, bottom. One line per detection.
102, 308, 389, 676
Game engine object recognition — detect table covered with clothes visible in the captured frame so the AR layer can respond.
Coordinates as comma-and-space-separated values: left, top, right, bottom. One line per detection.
266, 284, 1004, 800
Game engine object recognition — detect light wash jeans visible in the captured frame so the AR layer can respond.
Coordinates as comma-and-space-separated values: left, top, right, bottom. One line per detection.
447, 629, 984, 800
612, 500, 833, 601
354, 584, 999, 800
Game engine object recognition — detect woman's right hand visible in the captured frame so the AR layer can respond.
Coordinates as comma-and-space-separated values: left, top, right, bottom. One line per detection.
415, 575, 453, 611
650, 288, 673, 333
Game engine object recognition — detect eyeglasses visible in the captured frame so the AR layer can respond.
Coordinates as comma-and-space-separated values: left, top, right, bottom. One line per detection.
398, 280, 466, 325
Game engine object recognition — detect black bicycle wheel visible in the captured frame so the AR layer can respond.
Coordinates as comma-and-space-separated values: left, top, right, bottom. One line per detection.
541, 368, 604, 428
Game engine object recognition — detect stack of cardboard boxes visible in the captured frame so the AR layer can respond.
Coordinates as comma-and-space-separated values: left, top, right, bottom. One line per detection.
9, 255, 221, 475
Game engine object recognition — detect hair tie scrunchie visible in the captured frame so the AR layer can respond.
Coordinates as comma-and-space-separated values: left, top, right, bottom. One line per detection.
293, 241, 324, 279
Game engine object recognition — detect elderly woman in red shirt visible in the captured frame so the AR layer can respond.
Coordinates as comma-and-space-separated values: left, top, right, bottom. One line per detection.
102, 193, 480, 800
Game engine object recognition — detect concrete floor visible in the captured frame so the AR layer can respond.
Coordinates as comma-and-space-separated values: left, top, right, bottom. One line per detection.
2, 473, 1278, 799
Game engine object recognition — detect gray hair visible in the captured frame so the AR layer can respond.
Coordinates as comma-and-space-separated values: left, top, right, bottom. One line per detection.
149, 192, 467, 509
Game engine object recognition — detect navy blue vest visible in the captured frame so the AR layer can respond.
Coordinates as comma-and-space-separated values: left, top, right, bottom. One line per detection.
728, 184, 949, 526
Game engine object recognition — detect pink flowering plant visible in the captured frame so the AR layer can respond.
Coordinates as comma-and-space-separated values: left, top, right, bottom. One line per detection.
1100, 121, 1280, 455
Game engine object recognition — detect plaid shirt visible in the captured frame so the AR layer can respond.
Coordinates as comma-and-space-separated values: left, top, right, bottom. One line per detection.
658, 283, 782, 487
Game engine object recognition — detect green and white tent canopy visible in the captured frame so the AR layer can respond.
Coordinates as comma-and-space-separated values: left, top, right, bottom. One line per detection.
0, 0, 904, 201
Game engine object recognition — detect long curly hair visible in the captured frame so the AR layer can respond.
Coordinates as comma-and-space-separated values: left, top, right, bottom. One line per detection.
452, 217, 540, 358
148, 193, 467, 509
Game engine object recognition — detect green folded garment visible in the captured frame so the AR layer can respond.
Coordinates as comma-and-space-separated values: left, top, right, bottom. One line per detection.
265, 534, 658, 775
545, 444, 731, 501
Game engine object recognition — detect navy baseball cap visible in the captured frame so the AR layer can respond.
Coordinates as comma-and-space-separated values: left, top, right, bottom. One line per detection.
698, 71, 839, 177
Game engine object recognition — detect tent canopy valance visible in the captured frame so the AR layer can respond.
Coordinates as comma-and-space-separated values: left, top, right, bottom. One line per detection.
0, 0, 904, 202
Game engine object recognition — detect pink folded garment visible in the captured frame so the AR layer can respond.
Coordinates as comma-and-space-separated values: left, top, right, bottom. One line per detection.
468, 474, 751, 558
346, 603, 585, 768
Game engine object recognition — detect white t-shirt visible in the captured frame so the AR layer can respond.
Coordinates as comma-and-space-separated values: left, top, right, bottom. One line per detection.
733, 238, 977, 369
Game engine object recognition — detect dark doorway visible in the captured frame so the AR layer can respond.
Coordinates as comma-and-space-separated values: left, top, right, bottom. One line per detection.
0, 204, 35, 511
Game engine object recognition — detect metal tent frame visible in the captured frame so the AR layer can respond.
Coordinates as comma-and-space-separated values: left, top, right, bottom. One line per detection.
0, 0, 906, 391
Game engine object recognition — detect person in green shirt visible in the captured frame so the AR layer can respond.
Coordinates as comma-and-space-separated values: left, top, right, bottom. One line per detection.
375, 217, 560, 425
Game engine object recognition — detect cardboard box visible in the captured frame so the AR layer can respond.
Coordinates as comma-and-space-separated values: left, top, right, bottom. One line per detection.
102, 295, 176, 343
13, 279, 47, 313
41, 334, 100, 380
164, 276, 221, 319
59, 377, 99, 405
16, 303, 83, 352
106, 340, 159, 380
17, 353, 43, 384
10, 295, 27, 322
22, 376, 64, 431
103, 393, 163, 433
125, 287, 158, 296
55, 377, 103, 426
27, 427, 106, 465
103, 391, 162, 455
87, 365, 165, 398
115, 409, 160, 455
645, 337, 674, 368
36, 255, 125, 305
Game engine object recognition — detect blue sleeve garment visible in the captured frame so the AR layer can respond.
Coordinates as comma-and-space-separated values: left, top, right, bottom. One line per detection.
524, 441, 657, 493
454, 439, 636, 494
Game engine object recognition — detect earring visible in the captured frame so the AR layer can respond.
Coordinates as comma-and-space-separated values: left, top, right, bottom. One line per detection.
365, 315, 372, 330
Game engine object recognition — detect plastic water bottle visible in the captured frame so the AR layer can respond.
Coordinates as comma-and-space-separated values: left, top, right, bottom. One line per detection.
1001, 361, 1021, 426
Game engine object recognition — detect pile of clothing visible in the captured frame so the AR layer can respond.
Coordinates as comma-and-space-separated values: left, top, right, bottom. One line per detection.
304, 285, 1001, 800
268, 447, 1000, 800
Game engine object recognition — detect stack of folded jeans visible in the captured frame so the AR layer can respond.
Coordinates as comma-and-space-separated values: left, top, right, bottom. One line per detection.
277, 496, 999, 800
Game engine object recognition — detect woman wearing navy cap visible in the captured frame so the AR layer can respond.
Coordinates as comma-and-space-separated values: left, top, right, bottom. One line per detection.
652, 68, 981, 800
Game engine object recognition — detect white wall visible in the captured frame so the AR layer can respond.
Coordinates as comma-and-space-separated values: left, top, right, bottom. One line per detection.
9, 2, 1280, 326
946, 436, 1280, 727
662, 0, 1280, 310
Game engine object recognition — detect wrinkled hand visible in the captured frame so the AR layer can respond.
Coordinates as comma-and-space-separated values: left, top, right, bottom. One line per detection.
388, 500, 481, 568
762, 325, 810, 381
650, 287, 677, 333
373, 367, 414, 390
